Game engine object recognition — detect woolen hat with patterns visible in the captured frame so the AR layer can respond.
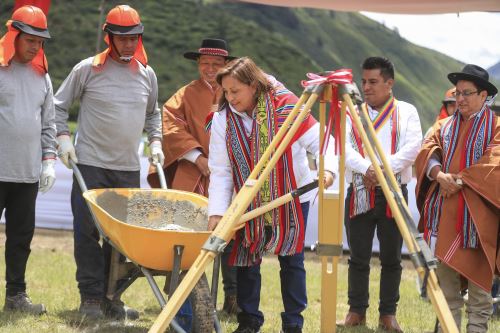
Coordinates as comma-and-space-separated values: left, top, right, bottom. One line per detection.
448, 64, 498, 96
183, 38, 236, 61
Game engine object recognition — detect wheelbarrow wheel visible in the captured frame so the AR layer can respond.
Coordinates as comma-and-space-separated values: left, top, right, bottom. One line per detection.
182, 272, 214, 333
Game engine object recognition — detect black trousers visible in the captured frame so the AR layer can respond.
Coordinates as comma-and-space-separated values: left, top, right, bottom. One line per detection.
0, 181, 39, 296
344, 185, 407, 315
71, 164, 139, 299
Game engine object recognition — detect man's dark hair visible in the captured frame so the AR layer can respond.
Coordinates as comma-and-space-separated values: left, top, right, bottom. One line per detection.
362, 57, 395, 81
471, 81, 488, 95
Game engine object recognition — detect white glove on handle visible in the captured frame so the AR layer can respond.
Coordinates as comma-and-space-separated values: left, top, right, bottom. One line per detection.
149, 140, 165, 166
57, 135, 77, 169
39, 159, 56, 193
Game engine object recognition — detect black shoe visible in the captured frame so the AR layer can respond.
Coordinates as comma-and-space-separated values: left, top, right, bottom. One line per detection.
79, 298, 103, 319
281, 326, 302, 333
233, 326, 261, 333
102, 298, 139, 320
233, 314, 261, 333
4, 292, 46, 315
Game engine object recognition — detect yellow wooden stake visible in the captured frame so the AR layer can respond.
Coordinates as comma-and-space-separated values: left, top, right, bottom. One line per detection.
317, 85, 345, 333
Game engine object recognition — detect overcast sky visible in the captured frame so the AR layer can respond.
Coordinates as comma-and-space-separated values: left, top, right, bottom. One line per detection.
361, 12, 500, 70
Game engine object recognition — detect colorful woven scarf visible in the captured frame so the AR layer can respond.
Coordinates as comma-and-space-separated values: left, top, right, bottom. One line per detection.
423, 105, 495, 248
225, 87, 310, 266
348, 97, 401, 218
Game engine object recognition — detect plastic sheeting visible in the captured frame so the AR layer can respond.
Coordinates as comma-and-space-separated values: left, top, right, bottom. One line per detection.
0, 158, 151, 230
1, 160, 420, 253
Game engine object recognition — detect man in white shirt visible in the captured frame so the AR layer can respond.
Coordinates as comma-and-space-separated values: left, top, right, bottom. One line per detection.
338, 57, 422, 332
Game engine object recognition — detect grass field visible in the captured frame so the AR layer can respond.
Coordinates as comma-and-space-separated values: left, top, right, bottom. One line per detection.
0, 229, 498, 332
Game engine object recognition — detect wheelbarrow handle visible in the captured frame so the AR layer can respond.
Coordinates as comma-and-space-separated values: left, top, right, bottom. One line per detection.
69, 159, 88, 192
155, 162, 168, 190
68, 158, 112, 245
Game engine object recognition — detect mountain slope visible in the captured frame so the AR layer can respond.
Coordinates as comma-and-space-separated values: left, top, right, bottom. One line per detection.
0, 0, 464, 128
488, 61, 500, 82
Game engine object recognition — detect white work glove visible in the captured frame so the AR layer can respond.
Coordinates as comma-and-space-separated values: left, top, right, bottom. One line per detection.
57, 135, 77, 169
39, 159, 56, 193
149, 140, 165, 166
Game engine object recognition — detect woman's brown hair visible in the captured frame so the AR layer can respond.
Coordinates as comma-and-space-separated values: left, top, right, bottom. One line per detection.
216, 57, 272, 109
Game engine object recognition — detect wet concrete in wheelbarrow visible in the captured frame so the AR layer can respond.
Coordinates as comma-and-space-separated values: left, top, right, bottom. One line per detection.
95, 191, 208, 231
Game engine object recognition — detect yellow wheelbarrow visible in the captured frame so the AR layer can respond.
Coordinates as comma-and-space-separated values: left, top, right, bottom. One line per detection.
70, 160, 220, 333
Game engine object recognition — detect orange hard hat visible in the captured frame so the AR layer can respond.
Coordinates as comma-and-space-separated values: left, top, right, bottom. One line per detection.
442, 87, 456, 103
11, 5, 50, 39
103, 5, 144, 35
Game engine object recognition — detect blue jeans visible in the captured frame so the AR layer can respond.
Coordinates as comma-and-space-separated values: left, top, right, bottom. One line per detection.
221, 240, 237, 296
236, 202, 309, 330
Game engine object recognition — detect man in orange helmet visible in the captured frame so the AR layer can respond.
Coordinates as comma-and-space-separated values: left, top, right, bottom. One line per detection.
0, 5, 57, 315
54, 5, 162, 320
424, 88, 457, 138
437, 87, 457, 120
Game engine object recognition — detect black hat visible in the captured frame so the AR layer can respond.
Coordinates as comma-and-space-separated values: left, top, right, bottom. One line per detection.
448, 64, 498, 96
183, 38, 236, 61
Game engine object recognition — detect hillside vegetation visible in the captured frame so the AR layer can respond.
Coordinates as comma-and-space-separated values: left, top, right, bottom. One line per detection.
0, 0, 465, 128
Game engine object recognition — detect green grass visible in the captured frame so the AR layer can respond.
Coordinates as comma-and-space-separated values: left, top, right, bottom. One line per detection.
0, 230, 499, 332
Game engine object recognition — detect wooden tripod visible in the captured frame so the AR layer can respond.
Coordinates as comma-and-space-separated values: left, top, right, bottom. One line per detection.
149, 79, 459, 333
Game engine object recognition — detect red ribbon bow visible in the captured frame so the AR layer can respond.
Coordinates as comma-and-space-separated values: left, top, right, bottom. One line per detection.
301, 69, 353, 87
301, 69, 354, 156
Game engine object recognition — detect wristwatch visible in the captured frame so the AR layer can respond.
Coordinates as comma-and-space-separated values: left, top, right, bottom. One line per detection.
456, 178, 463, 186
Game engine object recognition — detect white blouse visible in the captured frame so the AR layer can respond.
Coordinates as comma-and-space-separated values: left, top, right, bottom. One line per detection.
208, 104, 337, 217
345, 100, 422, 184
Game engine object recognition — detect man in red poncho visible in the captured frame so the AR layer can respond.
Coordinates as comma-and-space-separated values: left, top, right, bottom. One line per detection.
147, 38, 241, 315
415, 64, 499, 333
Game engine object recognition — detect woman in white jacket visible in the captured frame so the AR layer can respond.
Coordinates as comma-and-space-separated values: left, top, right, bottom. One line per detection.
207, 57, 336, 333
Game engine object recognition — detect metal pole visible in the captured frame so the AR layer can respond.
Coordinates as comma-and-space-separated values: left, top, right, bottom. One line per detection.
95, 0, 105, 53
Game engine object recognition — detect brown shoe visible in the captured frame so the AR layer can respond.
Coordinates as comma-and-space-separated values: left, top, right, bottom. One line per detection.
379, 315, 403, 332
336, 311, 366, 327
222, 294, 241, 315
4, 293, 46, 315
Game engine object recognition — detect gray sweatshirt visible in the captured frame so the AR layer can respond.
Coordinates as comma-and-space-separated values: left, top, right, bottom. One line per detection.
0, 61, 57, 183
54, 57, 162, 171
